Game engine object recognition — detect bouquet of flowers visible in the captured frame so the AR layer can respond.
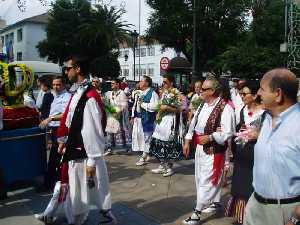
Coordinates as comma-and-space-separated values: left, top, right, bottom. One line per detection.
103, 96, 121, 134
234, 125, 257, 147
190, 95, 203, 110
156, 88, 182, 124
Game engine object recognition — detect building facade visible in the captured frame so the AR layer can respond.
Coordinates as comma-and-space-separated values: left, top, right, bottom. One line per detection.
118, 40, 180, 85
0, 13, 48, 62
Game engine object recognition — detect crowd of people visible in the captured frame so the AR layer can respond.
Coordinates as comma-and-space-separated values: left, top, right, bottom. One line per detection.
1, 60, 300, 225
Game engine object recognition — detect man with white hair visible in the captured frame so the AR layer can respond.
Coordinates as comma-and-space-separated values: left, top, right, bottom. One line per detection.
182, 75, 235, 225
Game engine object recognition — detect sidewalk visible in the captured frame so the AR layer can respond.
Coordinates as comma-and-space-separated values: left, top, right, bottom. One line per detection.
0, 150, 235, 225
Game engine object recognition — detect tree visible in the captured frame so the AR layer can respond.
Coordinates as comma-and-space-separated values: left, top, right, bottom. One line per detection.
146, 0, 251, 74
37, 0, 130, 78
214, 0, 287, 78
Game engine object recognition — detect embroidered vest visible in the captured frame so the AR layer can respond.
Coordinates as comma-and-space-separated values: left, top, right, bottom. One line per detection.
141, 89, 156, 132
203, 99, 227, 154
63, 85, 106, 162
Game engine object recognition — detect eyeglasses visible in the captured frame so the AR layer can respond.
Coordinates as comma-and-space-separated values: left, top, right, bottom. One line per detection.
201, 87, 212, 92
65, 66, 73, 72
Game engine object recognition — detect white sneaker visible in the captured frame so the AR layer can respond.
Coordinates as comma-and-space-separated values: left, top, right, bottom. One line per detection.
34, 213, 54, 223
136, 157, 146, 166
100, 210, 117, 225
104, 148, 112, 156
182, 210, 201, 225
151, 164, 166, 174
145, 156, 151, 162
163, 168, 174, 177
201, 203, 221, 213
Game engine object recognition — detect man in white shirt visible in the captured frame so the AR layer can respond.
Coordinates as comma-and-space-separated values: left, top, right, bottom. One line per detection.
39, 76, 71, 190
182, 75, 235, 225
57, 56, 116, 225
131, 76, 159, 166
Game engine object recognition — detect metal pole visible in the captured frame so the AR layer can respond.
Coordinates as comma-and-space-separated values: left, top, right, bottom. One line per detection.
133, 39, 136, 81
285, 0, 288, 44
192, 0, 197, 81
138, 0, 141, 81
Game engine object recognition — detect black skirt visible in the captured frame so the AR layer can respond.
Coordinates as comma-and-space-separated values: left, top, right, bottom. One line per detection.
149, 137, 183, 161
231, 141, 255, 199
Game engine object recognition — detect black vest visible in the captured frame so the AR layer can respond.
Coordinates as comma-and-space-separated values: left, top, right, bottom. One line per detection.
63, 85, 93, 162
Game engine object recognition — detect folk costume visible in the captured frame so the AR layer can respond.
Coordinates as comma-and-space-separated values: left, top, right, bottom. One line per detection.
131, 88, 159, 165
183, 97, 235, 224
149, 89, 183, 177
105, 89, 131, 151
57, 81, 115, 225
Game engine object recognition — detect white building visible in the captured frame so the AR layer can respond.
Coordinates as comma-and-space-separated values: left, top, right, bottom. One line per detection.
0, 13, 48, 62
118, 40, 181, 85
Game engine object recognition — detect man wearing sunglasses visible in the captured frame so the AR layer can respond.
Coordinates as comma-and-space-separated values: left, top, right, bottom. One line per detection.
56, 56, 117, 225
182, 75, 235, 225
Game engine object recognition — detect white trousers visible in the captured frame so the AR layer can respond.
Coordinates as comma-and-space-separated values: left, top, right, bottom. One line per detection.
132, 118, 152, 154
68, 157, 112, 218
195, 146, 224, 211
43, 181, 74, 224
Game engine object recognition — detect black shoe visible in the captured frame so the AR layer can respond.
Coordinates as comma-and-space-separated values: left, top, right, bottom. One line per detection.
99, 209, 117, 224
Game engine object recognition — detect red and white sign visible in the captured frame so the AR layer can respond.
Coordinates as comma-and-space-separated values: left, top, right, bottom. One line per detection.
160, 57, 170, 71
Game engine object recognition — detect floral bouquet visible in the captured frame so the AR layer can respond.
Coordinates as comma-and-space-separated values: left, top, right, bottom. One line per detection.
190, 96, 203, 110
103, 96, 121, 134
234, 125, 258, 147
156, 88, 182, 124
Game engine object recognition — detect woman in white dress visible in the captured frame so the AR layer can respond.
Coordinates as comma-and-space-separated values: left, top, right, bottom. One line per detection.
149, 75, 182, 177
104, 79, 130, 154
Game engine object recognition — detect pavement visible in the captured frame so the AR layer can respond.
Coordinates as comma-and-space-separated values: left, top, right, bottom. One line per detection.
0, 149, 235, 225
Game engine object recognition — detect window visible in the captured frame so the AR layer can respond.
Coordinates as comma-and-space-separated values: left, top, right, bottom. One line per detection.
147, 46, 155, 56
140, 48, 147, 57
17, 52, 22, 61
17, 28, 23, 42
141, 68, 147, 76
148, 68, 154, 76
5, 34, 9, 46
123, 69, 129, 77
9, 32, 14, 44
135, 49, 140, 57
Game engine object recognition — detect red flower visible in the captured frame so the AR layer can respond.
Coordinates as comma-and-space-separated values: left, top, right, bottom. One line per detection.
248, 111, 253, 117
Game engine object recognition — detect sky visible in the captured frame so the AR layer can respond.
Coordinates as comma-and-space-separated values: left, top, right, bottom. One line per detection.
0, 0, 152, 34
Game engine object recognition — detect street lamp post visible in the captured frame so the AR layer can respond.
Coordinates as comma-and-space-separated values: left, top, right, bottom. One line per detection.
131, 30, 139, 81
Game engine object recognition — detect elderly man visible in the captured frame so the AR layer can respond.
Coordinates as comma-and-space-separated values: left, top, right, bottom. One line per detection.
39, 76, 71, 190
131, 75, 159, 166
182, 75, 235, 225
244, 68, 300, 225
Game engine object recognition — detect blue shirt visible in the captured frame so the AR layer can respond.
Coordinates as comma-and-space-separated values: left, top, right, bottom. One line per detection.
49, 89, 71, 127
253, 103, 300, 199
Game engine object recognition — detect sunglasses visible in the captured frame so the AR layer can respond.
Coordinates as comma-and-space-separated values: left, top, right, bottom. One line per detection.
240, 92, 252, 97
65, 66, 73, 72
201, 87, 212, 92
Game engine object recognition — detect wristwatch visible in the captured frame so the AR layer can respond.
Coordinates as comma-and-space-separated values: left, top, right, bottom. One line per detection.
290, 216, 300, 225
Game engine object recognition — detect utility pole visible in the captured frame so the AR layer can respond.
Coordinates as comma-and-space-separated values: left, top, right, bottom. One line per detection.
192, 0, 199, 81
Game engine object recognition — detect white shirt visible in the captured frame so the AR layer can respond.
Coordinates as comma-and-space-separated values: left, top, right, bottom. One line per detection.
140, 88, 159, 112
230, 87, 244, 123
105, 89, 128, 110
36, 89, 45, 109
49, 89, 71, 127
185, 98, 236, 145
66, 85, 106, 166
241, 106, 264, 126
